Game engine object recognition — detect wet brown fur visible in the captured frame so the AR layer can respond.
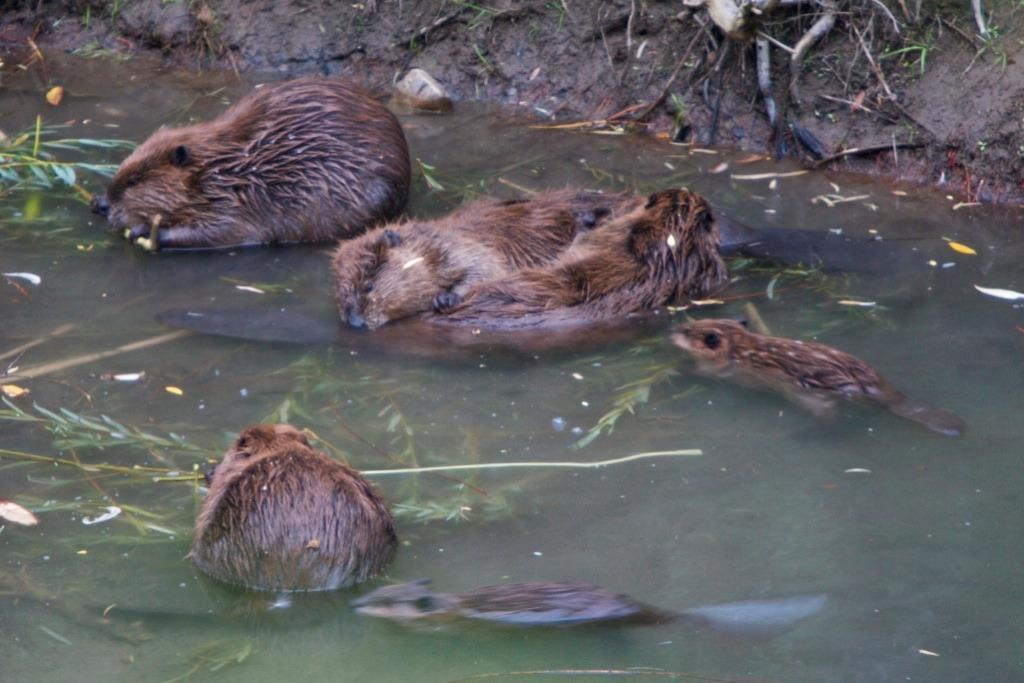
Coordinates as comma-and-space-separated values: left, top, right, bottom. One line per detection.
101, 78, 410, 249
332, 190, 636, 329
671, 319, 965, 436
191, 424, 397, 591
353, 580, 664, 625
438, 188, 728, 329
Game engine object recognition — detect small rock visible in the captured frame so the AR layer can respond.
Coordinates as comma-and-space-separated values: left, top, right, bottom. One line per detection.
394, 69, 453, 112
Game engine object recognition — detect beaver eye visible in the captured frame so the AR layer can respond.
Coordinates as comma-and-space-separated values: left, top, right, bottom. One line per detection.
703, 332, 721, 350
414, 596, 435, 611
364, 283, 375, 294
124, 174, 141, 189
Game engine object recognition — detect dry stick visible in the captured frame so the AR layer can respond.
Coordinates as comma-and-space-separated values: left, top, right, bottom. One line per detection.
0, 323, 76, 364
631, 29, 705, 123
788, 1, 837, 104
971, 0, 988, 38
813, 142, 924, 168
4, 330, 191, 381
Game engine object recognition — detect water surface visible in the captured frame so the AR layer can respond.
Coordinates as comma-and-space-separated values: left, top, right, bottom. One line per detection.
1, 57, 1023, 682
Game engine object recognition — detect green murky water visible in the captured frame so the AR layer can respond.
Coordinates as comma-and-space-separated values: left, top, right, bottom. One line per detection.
2, 58, 1023, 682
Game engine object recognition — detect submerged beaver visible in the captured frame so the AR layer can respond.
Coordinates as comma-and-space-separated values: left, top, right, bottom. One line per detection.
353, 579, 827, 634
92, 78, 410, 250
671, 319, 966, 436
191, 424, 397, 591
436, 188, 728, 329
333, 190, 636, 329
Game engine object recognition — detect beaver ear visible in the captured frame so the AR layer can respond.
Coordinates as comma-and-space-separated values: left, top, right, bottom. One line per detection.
737, 318, 749, 328
644, 193, 659, 209
169, 145, 189, 167
703, 332, 721, 350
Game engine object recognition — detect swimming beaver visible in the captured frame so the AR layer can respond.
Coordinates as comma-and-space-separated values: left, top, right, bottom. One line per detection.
333, 190, 637, 329
92, 78, 410, 250
353, 579, 827, 634
191, 424, 397, 591
671, 319, 966, 436
436, 188, 728, 329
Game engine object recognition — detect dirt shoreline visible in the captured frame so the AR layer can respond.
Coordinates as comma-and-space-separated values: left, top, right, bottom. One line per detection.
2, 1, 1022, 204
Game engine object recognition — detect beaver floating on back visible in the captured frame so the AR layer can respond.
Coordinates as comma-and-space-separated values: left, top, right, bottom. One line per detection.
191, 423, 397, 591
332, 190, 637, 329
671, 319, 966, 436
353, 579, 827, 634
92, 77, 410, 250
435, 188, 728, 329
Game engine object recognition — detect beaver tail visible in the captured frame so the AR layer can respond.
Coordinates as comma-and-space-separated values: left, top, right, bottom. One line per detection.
886, 397, 966, 437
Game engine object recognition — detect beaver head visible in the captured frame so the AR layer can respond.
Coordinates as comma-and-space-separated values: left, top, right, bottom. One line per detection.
204, 423, 311, 486
336, 228, 454, 330
671, 319, 749, 363
94, 125, 216, 235
630, 188, 728, 300
351, 580, 461, 620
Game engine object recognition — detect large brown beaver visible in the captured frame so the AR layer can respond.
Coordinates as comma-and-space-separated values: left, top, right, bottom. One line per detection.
91, 78, 410, 250
435, 188, 728, 329
671, 319, 966, 436
353, 579, 827, 634
190, 423, 397, 591
333, 190, 637, 329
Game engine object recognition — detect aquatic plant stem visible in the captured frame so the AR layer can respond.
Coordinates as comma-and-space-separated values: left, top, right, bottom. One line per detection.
4, 330, 191, 380
361, 449, 701, 476
0, 323, 75, 362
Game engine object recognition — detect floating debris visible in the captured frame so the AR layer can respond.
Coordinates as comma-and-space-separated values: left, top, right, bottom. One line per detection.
234, 285, 266, 294
1, 384, 29, 398
945, 240, 977, 255
837, 300, 877, 307
82, 505, 121, 525
165, 386, 184, 396
2, 272, 41, 286
0, 499, 39, 526
974, 285, 1024, 301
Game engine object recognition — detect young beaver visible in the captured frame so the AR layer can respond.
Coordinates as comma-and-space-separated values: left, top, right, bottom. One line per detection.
333, 190, 636, 329
191, 424, 397, 591
436, 188, 728, 329
92, 78, 410, 250
671, 319, 966, 437
353, 580, 828, 634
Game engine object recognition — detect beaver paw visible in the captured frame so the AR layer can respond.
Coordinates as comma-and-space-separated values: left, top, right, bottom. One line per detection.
432, 292, 462, 312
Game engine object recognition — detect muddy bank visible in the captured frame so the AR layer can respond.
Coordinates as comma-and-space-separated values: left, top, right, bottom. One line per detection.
2, 0, 1023, 203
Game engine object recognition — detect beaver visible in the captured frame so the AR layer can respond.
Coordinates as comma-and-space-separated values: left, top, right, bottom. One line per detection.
333, 190, 637, 329
436, 188, 728, 329
353, 579, 827, 634
671, 319, 966, 436
91, 77, 410, 250
190, 423, 397, 591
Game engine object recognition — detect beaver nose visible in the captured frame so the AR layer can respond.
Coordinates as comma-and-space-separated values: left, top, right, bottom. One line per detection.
90, 194, 110, 216
203, 464, 217, 486
347, 311, 368, 329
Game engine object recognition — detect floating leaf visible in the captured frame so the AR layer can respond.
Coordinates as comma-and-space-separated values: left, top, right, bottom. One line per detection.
974, 285, 1024, 301
1, 384, 30, 398
3, 272, 42, 285
45, 86, 64, 106
165, 386, 184, 396
0, 499, 39, 526
947, 241, 977, 255
837, 300, 877, 307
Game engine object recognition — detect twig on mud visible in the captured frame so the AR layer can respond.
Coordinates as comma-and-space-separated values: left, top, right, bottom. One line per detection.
631, 29, 705, 123
813, 142, 924, 168
789, 0, 837, 104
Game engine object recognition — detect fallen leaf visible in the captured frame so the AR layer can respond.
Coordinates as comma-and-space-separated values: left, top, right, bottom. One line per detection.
844, 468, 872, 474
947, 241, 977, 255
165, 386, 184, 396
974, 285, 1024, 301
305, 538, 321, 550
45, 86, 64, 106
235, 285, 266, 294
709, 162, 729, 174
0, 500, 39, 526
1, 384, 29, 398
837, 300, 877, 307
